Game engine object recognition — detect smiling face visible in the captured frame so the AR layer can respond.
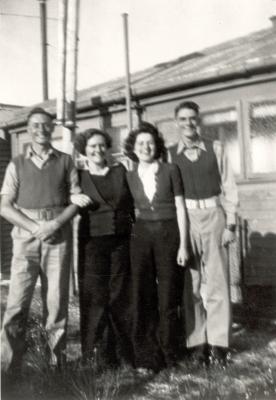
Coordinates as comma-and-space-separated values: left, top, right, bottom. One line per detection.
85, 134, 108, 166
134, 132, 157, 163
28, 113, 53, 147
175, 107, 200, 140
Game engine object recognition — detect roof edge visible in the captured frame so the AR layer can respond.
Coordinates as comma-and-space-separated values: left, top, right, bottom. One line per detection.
2, 60, 276, 131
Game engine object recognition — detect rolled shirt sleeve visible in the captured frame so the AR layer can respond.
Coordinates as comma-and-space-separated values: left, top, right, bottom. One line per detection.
0, 161, 19, 202
213, 141, 239, 225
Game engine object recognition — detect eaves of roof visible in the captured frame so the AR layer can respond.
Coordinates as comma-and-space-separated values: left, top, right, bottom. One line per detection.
1, 26, 275, 130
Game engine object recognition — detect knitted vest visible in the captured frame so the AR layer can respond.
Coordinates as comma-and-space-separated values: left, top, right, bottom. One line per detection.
14, 153, 70, 208
79, 165, 133, 237
169, 140, 221, 199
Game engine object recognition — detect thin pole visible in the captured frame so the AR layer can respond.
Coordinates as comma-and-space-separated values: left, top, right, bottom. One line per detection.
56, 0, 67, 124
38, 0, 48, 101
64, 0, 80, 297
65, 0, 80, 131
122, 13, 132, 132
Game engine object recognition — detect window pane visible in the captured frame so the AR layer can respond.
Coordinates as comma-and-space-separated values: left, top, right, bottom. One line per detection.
249, 101, 276, 174
201, 109, 240, 175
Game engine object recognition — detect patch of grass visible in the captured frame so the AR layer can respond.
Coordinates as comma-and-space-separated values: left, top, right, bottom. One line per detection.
1, 285, 276, 400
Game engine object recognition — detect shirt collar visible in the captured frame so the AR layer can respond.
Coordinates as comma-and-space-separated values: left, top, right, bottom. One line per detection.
177, 138, 207, 154
137, 161, 159, 178
26, 144, 59, 159
88, 161, 110, 176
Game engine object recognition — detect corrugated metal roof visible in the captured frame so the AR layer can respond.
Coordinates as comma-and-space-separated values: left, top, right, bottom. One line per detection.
0, 104, 23, 125
131, 28, 276, 93
2, 23, 276, 129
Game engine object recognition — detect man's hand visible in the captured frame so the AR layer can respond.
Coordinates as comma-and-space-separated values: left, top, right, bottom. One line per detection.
221, 228, 236, 247
70, 194, 92, 208
34, 220, 61, 242
177, 245, 189, 267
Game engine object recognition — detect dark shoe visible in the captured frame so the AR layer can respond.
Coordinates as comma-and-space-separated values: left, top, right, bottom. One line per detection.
188, 344, 209, 365
136, 367, 156, 377
209, 346, 229, 366
99, 349, 120, 371
166, 359, 182, 369
134, 350, 166, 374
165, 353, 181, 369
135, 360, 165, 374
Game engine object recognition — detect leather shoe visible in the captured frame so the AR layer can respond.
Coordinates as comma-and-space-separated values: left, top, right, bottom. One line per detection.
189, 344, 209, 365
209, 346, 228, 366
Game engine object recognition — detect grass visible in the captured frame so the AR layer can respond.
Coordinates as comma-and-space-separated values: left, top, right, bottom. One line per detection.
1, 283, 276, 400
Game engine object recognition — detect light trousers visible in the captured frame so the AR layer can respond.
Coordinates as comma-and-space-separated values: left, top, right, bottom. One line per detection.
1, 223, 72, 371
184, 206, 231, 348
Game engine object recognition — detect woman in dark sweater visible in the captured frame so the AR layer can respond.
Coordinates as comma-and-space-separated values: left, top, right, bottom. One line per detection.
124, 122, 189, 373
72, 129, 134, 369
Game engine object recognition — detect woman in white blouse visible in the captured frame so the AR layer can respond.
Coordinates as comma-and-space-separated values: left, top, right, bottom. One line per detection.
124, 122, 188, 373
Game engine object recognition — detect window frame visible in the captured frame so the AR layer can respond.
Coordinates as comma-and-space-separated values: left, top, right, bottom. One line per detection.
200, 106, 242, 180
242, 96, 276, 181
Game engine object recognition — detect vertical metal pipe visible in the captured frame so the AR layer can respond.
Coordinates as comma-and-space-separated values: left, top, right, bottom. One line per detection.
38, 0, 48, 101
122, 13, 132, 133
56, 0, 67, 124
65, 0, 80, 131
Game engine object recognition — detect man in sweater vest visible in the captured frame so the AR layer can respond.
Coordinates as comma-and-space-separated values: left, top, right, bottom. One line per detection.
168, 101, 238, 365
0, 107, 80, 374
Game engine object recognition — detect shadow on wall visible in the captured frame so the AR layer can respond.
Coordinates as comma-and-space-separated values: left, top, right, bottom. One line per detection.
243, 230, 276, 319
235, 224, 276, 322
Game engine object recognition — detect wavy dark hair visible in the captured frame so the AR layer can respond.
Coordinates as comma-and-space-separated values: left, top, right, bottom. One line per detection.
74, 128, 112, 155
124, 121, 167, 162
174, 101, 200, 117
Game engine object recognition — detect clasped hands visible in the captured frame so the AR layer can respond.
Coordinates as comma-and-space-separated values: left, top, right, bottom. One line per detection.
31, 220, 61, 243
30, 194, 93, 242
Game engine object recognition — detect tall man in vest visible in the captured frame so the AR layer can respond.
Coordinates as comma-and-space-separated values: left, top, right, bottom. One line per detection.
0, 107, 80, 373
169, 101, 238, 364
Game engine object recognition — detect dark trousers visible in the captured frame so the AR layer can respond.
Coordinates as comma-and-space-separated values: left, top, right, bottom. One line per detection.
78, 234, 133, 366
130, 219, 183, 369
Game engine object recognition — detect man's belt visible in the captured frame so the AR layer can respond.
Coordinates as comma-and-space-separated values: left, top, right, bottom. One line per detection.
185, 196, 220, 210
19, 207, 65, 221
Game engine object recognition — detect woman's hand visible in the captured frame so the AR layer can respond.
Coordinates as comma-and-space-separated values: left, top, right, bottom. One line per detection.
177, 245, 189, 267
70, 194, 93, 208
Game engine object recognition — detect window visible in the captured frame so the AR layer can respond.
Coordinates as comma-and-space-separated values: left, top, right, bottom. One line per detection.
156, 119, 178, 146
201, 109, 240, 175
106, 126, 131, 167
249, 100, 276, 174
106, 126, 128, 154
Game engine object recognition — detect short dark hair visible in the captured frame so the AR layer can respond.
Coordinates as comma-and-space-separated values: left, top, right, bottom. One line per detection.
174, 101, 200, 117
74, 128, 112, 155
27, 107, 53, 124
124, 121, 167, 162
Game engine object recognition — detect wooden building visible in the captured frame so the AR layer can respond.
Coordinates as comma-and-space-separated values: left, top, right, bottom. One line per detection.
1, 19, 276, 318
0, 104, 22, 276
